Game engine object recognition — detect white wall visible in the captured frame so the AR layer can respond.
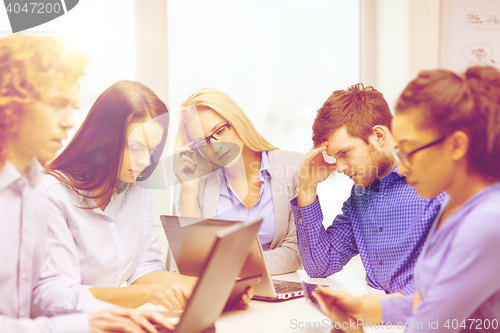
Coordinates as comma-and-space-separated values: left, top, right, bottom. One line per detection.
361, 0, 441, 112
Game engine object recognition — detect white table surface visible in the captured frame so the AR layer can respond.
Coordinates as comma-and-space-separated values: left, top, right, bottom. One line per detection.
140, 256, 405, 333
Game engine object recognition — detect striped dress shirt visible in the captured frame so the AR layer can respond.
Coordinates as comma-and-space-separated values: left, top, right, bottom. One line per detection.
43, 175, 165, 288
0, 160, 112, 333
290, 167, 446, 295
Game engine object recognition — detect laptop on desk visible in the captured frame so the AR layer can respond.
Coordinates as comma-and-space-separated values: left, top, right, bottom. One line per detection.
157, 217, 262, 333
161, 215, 304, 302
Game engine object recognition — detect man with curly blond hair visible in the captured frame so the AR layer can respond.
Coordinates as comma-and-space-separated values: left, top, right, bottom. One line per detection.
0, 34, 172, 333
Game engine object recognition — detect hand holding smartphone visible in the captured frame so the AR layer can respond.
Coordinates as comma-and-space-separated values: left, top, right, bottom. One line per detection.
301, 282, 363, 333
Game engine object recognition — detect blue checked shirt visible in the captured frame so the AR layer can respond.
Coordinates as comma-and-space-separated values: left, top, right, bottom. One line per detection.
291, 168, 446, 295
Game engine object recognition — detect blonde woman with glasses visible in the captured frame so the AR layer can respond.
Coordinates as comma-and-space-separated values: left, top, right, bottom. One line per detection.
173, 88, 303, 275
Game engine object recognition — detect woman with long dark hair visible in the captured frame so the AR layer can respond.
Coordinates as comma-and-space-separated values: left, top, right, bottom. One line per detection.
44, 80, 194, 311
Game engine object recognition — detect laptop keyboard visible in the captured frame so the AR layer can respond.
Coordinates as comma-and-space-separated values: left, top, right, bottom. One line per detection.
273, 279, 303, 292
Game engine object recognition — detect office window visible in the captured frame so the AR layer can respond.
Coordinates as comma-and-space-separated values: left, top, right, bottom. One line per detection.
0, 0, 137, 146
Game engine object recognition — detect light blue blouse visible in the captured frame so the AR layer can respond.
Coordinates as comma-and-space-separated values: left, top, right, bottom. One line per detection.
215, 151, 276, 251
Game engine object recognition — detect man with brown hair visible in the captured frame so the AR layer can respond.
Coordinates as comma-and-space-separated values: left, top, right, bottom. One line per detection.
291, 84, 445, 297
0, 34, 172, 333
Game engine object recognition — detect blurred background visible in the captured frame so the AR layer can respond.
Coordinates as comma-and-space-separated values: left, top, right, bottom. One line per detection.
0, 0, 449, 260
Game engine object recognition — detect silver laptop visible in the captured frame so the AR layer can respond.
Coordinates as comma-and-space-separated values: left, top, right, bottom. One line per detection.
161, 215, 304, 301
160, 217, 262, 333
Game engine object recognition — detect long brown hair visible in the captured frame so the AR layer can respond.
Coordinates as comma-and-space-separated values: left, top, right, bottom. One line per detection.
396, 66, 500, 180
47, 80, 169, 201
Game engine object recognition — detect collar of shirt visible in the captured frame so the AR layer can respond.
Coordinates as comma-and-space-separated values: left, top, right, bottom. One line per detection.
428, 181, 500, 240
353, 164, 403, 195
77, 180, 131, 203
379, 164, 404, 189
0, 159, 43, 192
216, 151, 273, 185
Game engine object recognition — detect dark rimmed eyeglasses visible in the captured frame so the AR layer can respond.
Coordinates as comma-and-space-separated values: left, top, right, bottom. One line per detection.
190, 122, 232, 159
392, 135, 447, 167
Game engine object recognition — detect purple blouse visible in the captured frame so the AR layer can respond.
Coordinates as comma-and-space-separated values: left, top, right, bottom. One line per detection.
381, 182, 500, 332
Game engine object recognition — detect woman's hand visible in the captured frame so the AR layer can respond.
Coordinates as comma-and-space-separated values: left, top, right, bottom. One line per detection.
90, 308, 175, 333
313, 286, 382, 328
359, 291, 404, 300
412, 291, 421, 311
312, 288, 364, 333
143, 283, 192, 312
173, 144, 200, 194
233, 286, 254, 310
296, 142, 337, 206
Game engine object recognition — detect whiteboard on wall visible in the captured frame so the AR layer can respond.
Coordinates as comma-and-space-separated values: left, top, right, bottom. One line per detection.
440, 0, 500, 72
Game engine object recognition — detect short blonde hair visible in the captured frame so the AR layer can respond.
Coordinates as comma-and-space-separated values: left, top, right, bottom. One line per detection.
0, 34, 88, 166
176, 87, 278, 152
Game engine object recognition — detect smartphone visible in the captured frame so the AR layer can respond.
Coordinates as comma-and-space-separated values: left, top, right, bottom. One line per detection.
301, 282, 358, 333
302, 281, 324, 312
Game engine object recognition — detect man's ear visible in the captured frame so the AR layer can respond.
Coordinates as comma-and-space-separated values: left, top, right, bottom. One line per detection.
372, 125, 389, 148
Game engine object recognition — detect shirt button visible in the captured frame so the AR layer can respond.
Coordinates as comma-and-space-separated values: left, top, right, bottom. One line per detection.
303, 242, 307, 247
299, 218, 303, 223
120, 248, 124, 253
21, 273, 26, 279
19, 310, 25, 317
379, 227, 383, 232
117, 275, 122, 280
379, 260, 383, 265
110, 223, 115, 227
381, 193, 386, 198
21, 234, 26, 240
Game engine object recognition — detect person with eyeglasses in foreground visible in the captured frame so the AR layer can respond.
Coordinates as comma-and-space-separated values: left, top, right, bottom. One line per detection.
313, 66, 500, 333
292, 83, 446, 308
173, 87, 304, 275
0, 34, 173, 333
